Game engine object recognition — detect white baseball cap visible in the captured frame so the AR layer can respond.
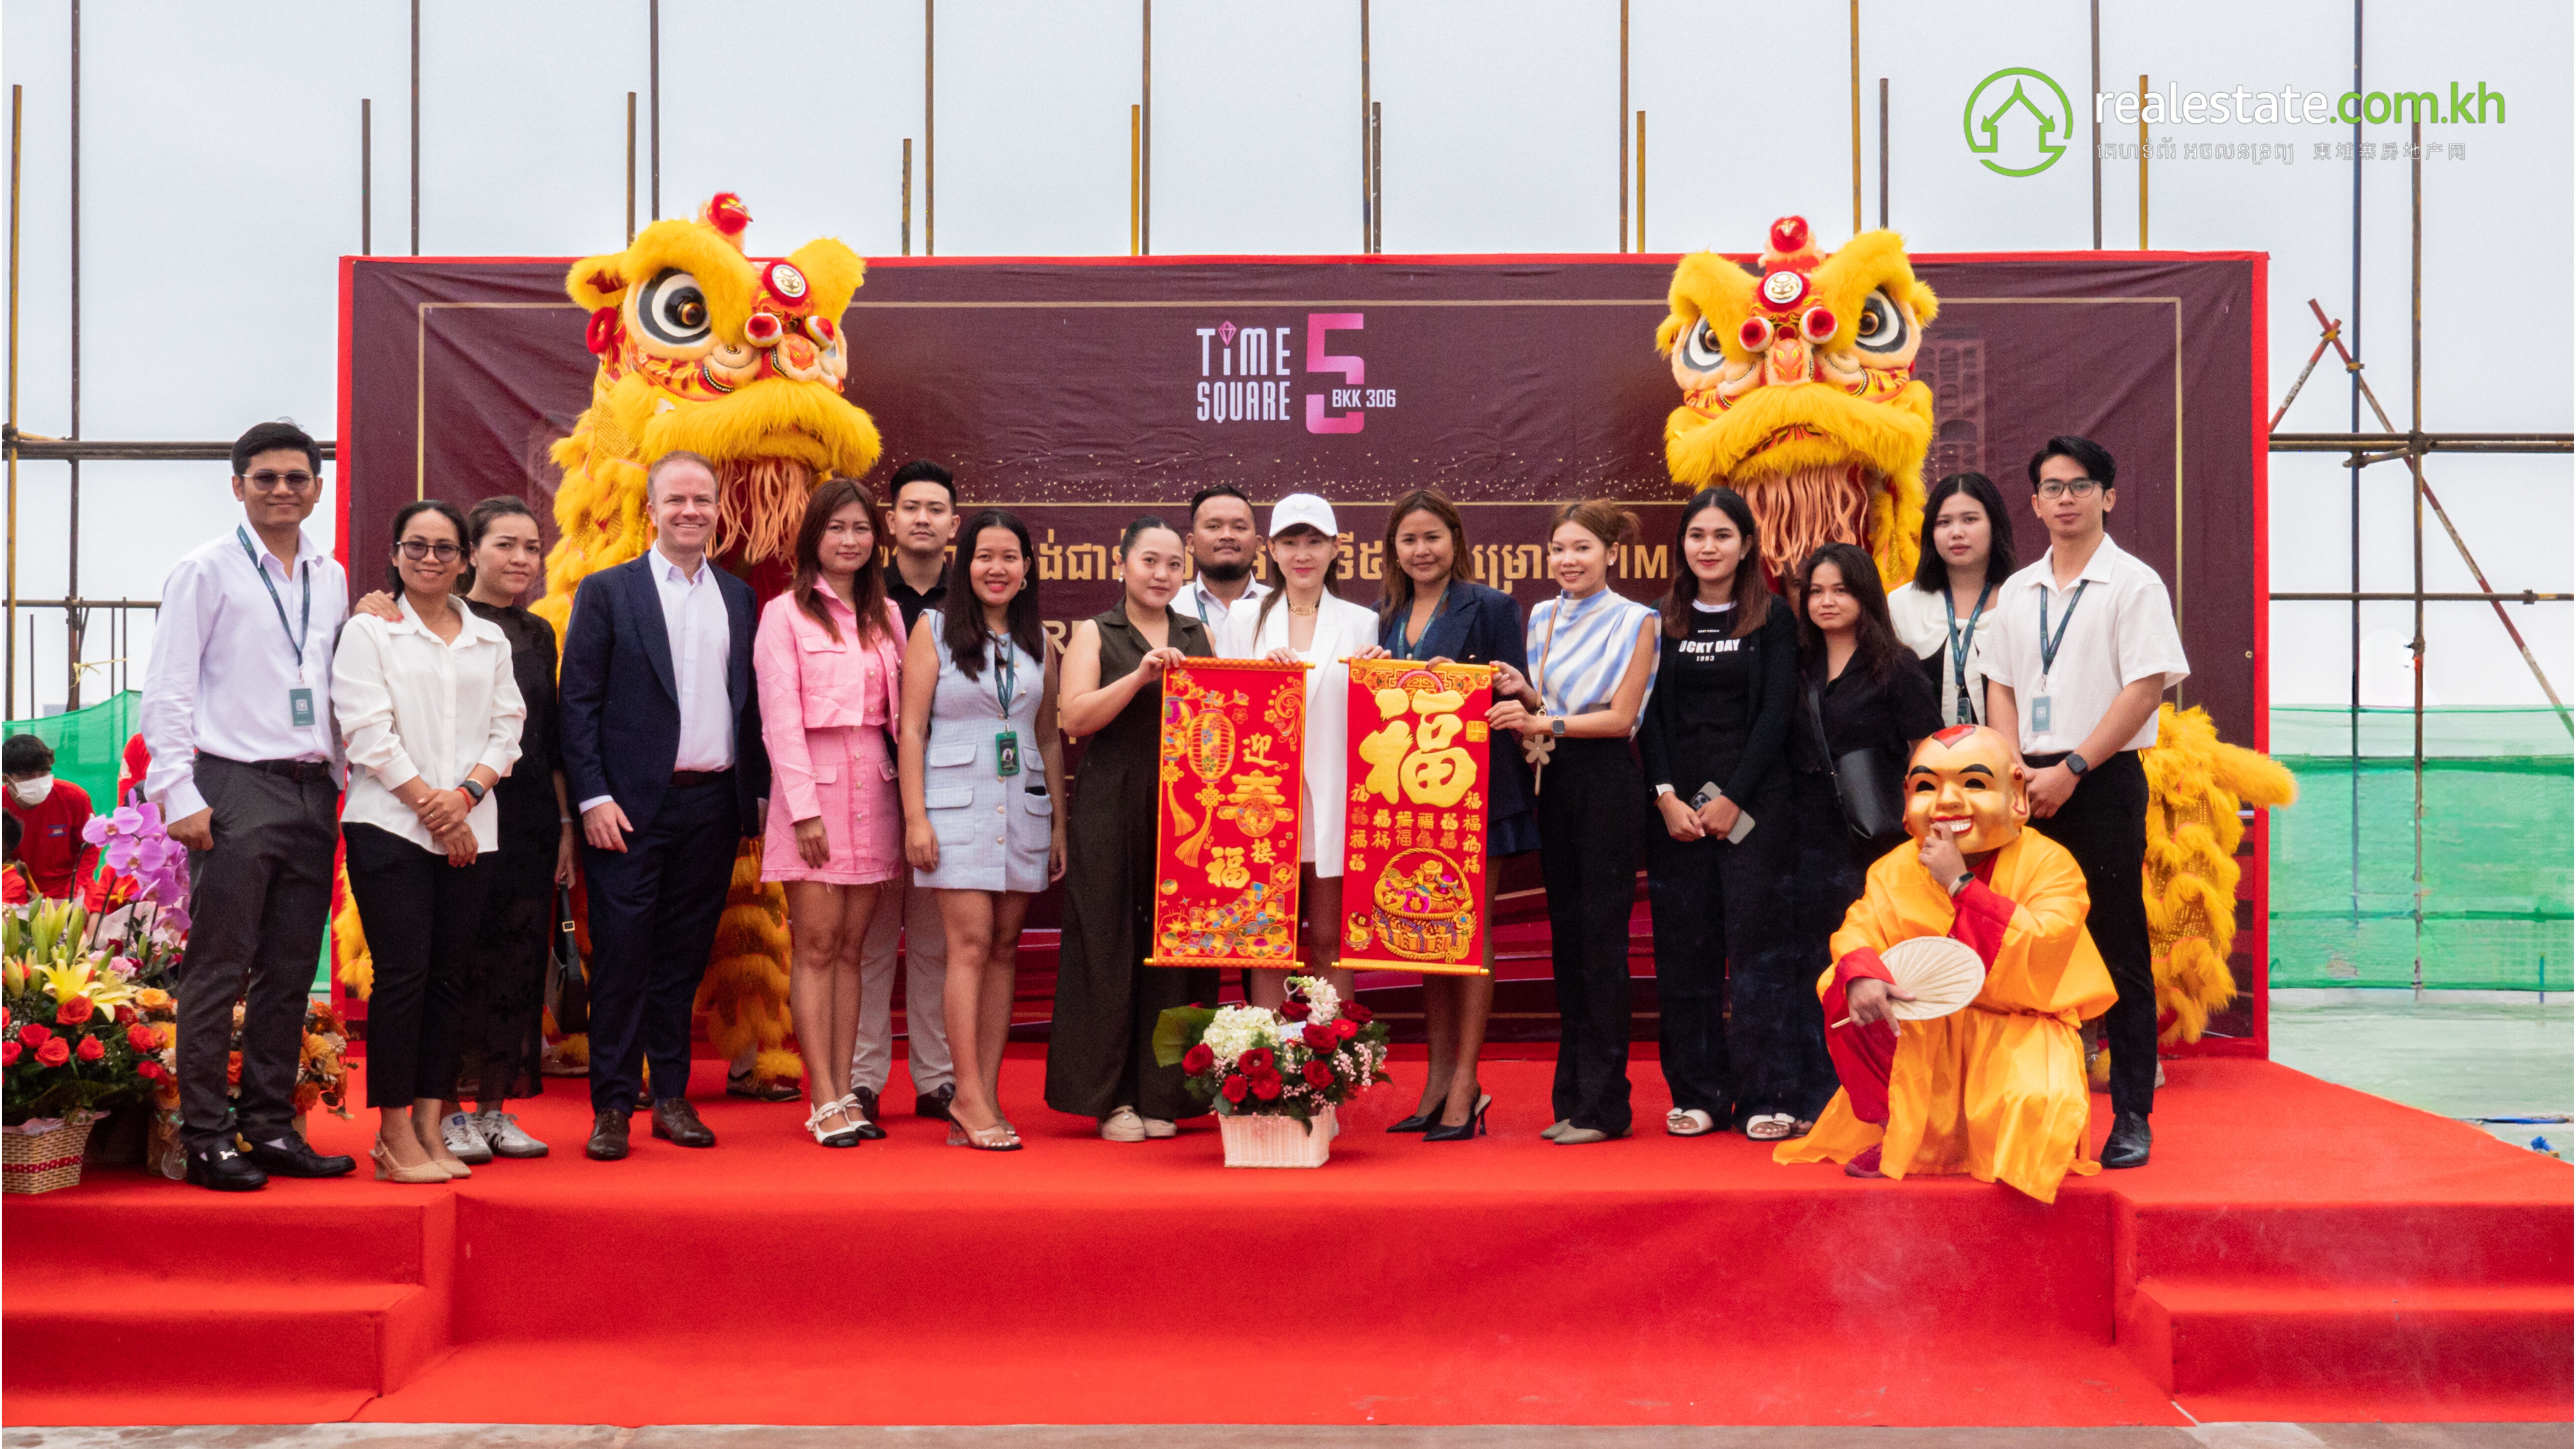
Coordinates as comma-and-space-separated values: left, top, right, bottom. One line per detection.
1267, 493, 1337, 539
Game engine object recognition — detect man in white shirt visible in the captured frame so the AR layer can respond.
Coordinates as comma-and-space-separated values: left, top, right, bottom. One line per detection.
559, 452, 771, 1160
139, 422, 358, 1190
1168, 483, 1269, 630
1982, 435, 2190, 1170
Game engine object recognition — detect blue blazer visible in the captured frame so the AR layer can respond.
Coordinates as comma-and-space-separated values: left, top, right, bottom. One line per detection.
1377, 579, 1535, 831
558, 552, 770, 837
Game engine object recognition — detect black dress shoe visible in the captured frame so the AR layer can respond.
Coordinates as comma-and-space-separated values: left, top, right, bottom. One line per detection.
183, 1146, 268, 1192
585, 1110, 631, 1161
2101, 1111, 2153, 1169
849, 1087, 888, 1141
1385, 1110, 1437, 1133
650, 1098, 717, 1148
913, 1083, 955, 1122
246, 1136, 358, 1178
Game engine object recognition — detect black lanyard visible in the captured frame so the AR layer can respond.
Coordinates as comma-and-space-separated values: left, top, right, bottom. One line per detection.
2036, 580, 2090, 684
991, 633, 1019, 719
236, 527, 312, 669
1394, 591, 1448, 661
1943, 583, 1991, 723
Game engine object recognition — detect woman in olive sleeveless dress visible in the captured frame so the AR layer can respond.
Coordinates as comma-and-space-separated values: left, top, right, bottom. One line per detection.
1045, 519, 1217, 1135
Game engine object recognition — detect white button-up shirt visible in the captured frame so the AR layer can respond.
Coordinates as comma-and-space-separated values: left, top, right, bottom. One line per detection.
656, 547, 736, 773
140, 524, 350, 821
1171, 574, 1269, 632
1981, 533, 2190, 756
332, 595, 526, 852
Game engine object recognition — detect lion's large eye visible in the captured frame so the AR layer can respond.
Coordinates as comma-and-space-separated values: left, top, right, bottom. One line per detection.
636, 268, 713, 347
1679, 317, 1727, 372
1854, 289, 1911, 355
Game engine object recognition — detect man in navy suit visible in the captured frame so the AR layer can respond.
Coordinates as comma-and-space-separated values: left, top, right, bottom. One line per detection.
559, 450, 771, 1160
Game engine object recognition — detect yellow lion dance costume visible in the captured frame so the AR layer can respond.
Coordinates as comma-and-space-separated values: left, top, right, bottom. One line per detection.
1656, 215, 2293, 1054
340, 193, 880, 1089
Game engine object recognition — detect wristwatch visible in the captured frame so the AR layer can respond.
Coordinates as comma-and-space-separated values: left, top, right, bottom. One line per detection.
458, 778, 488, 805
2064, 752, 2091, 778
1948, 870, 1975, 897
1549, 714, 1567, 738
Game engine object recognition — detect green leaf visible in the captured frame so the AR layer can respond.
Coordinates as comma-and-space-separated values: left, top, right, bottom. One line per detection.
1151, 1005, 1218, 1068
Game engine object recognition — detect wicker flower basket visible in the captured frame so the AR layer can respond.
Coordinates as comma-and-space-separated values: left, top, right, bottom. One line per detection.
2, 1114, 99, 1195
1217, 1104, 1337, 1169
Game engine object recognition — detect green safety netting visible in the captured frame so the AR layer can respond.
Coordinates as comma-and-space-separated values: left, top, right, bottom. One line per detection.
2269, 707, 2572, 992
3, 689, 140, 812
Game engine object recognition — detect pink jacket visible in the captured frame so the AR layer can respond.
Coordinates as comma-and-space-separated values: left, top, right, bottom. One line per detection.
754, 587, 907, 883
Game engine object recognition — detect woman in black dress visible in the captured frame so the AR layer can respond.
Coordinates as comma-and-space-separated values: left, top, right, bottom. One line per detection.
1044, 516, 1217, 1142
444, 497, 576, 1160
1780, 541, 1942, 1140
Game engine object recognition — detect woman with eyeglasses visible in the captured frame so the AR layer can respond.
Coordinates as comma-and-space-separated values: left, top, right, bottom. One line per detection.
333, 499, 526, 1184
1888, 472, 2018, 728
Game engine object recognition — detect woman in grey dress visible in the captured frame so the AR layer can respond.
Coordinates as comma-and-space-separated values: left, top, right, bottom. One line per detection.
898, 510, 1065, 1151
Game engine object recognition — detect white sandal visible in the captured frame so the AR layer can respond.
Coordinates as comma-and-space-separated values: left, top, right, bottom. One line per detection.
1665, 1107, 1716, 1138
1744, 1112, 1796, 1142
805, 1096, 863, 1148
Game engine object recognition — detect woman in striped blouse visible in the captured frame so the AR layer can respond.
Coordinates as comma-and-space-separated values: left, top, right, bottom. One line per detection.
1487, 500, 1660, 1145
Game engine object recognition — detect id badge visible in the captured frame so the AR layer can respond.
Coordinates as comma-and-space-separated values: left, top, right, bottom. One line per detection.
994, 730, 1021, 778
290, 687, 317, 729
2030, 695, 2052, 734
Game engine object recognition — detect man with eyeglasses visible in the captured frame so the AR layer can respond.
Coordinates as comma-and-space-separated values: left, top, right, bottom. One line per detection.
1981, 434, 2189, 1170
138, 420, 358, 1190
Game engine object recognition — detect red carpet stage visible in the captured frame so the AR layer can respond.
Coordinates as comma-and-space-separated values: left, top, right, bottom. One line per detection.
5, 1056, 2565, 1428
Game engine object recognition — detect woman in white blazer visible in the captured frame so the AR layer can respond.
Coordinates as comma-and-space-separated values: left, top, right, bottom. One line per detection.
1211, 494, 1387, 1008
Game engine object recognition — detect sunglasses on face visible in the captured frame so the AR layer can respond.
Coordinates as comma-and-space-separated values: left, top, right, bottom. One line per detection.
397, 539, 462, 562
245, 470, 317, 493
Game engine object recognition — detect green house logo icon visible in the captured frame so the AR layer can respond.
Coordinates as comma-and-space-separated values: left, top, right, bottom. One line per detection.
1963, 67, 2075, 177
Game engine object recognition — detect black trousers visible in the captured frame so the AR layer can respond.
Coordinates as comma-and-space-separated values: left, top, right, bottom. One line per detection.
581, 774, 742, 1114
342, 822, 494, 1110
1646, 777, 1799, 1123
2028, 749, 2157, 1118
1785, 773, 1885, 1120
1536, 737, 1642, 1136
176, 755, 339, 1154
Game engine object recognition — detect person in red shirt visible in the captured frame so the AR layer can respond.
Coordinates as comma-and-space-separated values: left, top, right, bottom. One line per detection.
3, 734, 100, 900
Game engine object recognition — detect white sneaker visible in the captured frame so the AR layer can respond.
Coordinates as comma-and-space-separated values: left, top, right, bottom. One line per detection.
440, 1111, 495, 1164
1099, 1106, 1147, 1143
1141, 1116, 1177, 1139
476, 1109, 549, 1159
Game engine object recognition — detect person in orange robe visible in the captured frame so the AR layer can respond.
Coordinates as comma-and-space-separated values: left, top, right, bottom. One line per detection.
1775, 724, 2116, 1203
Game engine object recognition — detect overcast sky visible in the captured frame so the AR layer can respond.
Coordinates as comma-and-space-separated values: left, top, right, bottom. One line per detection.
1, 0, 2567, 721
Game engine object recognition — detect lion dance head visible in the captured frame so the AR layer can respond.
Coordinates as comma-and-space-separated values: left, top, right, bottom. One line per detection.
1656, 215, 1937, 589
534, 191, 882, 636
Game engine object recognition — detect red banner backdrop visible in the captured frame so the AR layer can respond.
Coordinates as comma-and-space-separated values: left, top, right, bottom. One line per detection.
1339, 660, 1497, 977
337, 249, 2269, 1049
1146, 660, 1311, 972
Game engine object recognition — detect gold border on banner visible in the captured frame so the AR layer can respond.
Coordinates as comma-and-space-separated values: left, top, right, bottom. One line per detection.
1145, 657, 1316, 971
1338, 658, 1497, 979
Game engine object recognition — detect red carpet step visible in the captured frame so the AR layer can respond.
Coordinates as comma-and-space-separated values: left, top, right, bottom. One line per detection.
5, 1058, 2566, 1428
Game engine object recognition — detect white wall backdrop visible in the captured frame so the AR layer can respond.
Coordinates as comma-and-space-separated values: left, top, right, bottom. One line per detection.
1, 0, 2566, 717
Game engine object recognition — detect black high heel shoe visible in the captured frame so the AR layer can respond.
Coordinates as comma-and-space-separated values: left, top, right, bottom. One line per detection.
1420, 1092, 1491, 1143
1386, 1107, 1440, 1133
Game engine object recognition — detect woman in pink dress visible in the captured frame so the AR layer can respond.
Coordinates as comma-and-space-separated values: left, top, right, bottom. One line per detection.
757, 478, 908, 1148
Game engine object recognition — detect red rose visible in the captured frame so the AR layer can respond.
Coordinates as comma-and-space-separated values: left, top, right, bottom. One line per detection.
16, 1022, 50, 1050
128, 1024, 159, 1052
1181, 1043, 1215, 1074
1334, 1018, 1359, 1041
54, 996, 94, 1025
1343, 1002, 1373, 1025
1220, 1074, 1250, 1103
0, 1041, 17, 1066
1241, 1047, 1275, 1073
2, 1004, 11, 1026
35, 1037, 70, 1068
75, 1035, 103, 1063
1302, 1060, 1332, 1087
136, 1058, 162, 1080
1301, 1023, 1336, 1051
1250, 1075, 1283, 1101
1280, 999, 1311, 1021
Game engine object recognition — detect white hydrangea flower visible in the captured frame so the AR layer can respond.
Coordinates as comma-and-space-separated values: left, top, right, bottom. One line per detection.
1198, 1004, 1277, 1067
1287, 975, 1341, 1024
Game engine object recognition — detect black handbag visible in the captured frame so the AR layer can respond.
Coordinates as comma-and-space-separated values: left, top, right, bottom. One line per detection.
1805, 676, 1906, 843
548, 886, 589, 1034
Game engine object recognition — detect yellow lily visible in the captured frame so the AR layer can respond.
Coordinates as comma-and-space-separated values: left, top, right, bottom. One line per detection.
35, 959, 137, 1018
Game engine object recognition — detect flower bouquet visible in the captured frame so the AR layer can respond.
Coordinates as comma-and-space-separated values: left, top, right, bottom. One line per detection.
0, 907, 179, 1192
1155, 976, 1391, 1168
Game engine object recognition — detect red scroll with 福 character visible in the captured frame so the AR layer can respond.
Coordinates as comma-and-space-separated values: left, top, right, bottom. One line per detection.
1337, 660, 1495, 977
1146, 659, 1312, 971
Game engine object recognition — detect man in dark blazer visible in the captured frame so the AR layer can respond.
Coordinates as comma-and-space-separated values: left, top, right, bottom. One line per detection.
559, 450, 770, 1160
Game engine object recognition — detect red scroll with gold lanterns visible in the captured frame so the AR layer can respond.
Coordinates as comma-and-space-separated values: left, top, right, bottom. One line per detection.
1146, 659, 1313, 971
1337, 659, 1495, 977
